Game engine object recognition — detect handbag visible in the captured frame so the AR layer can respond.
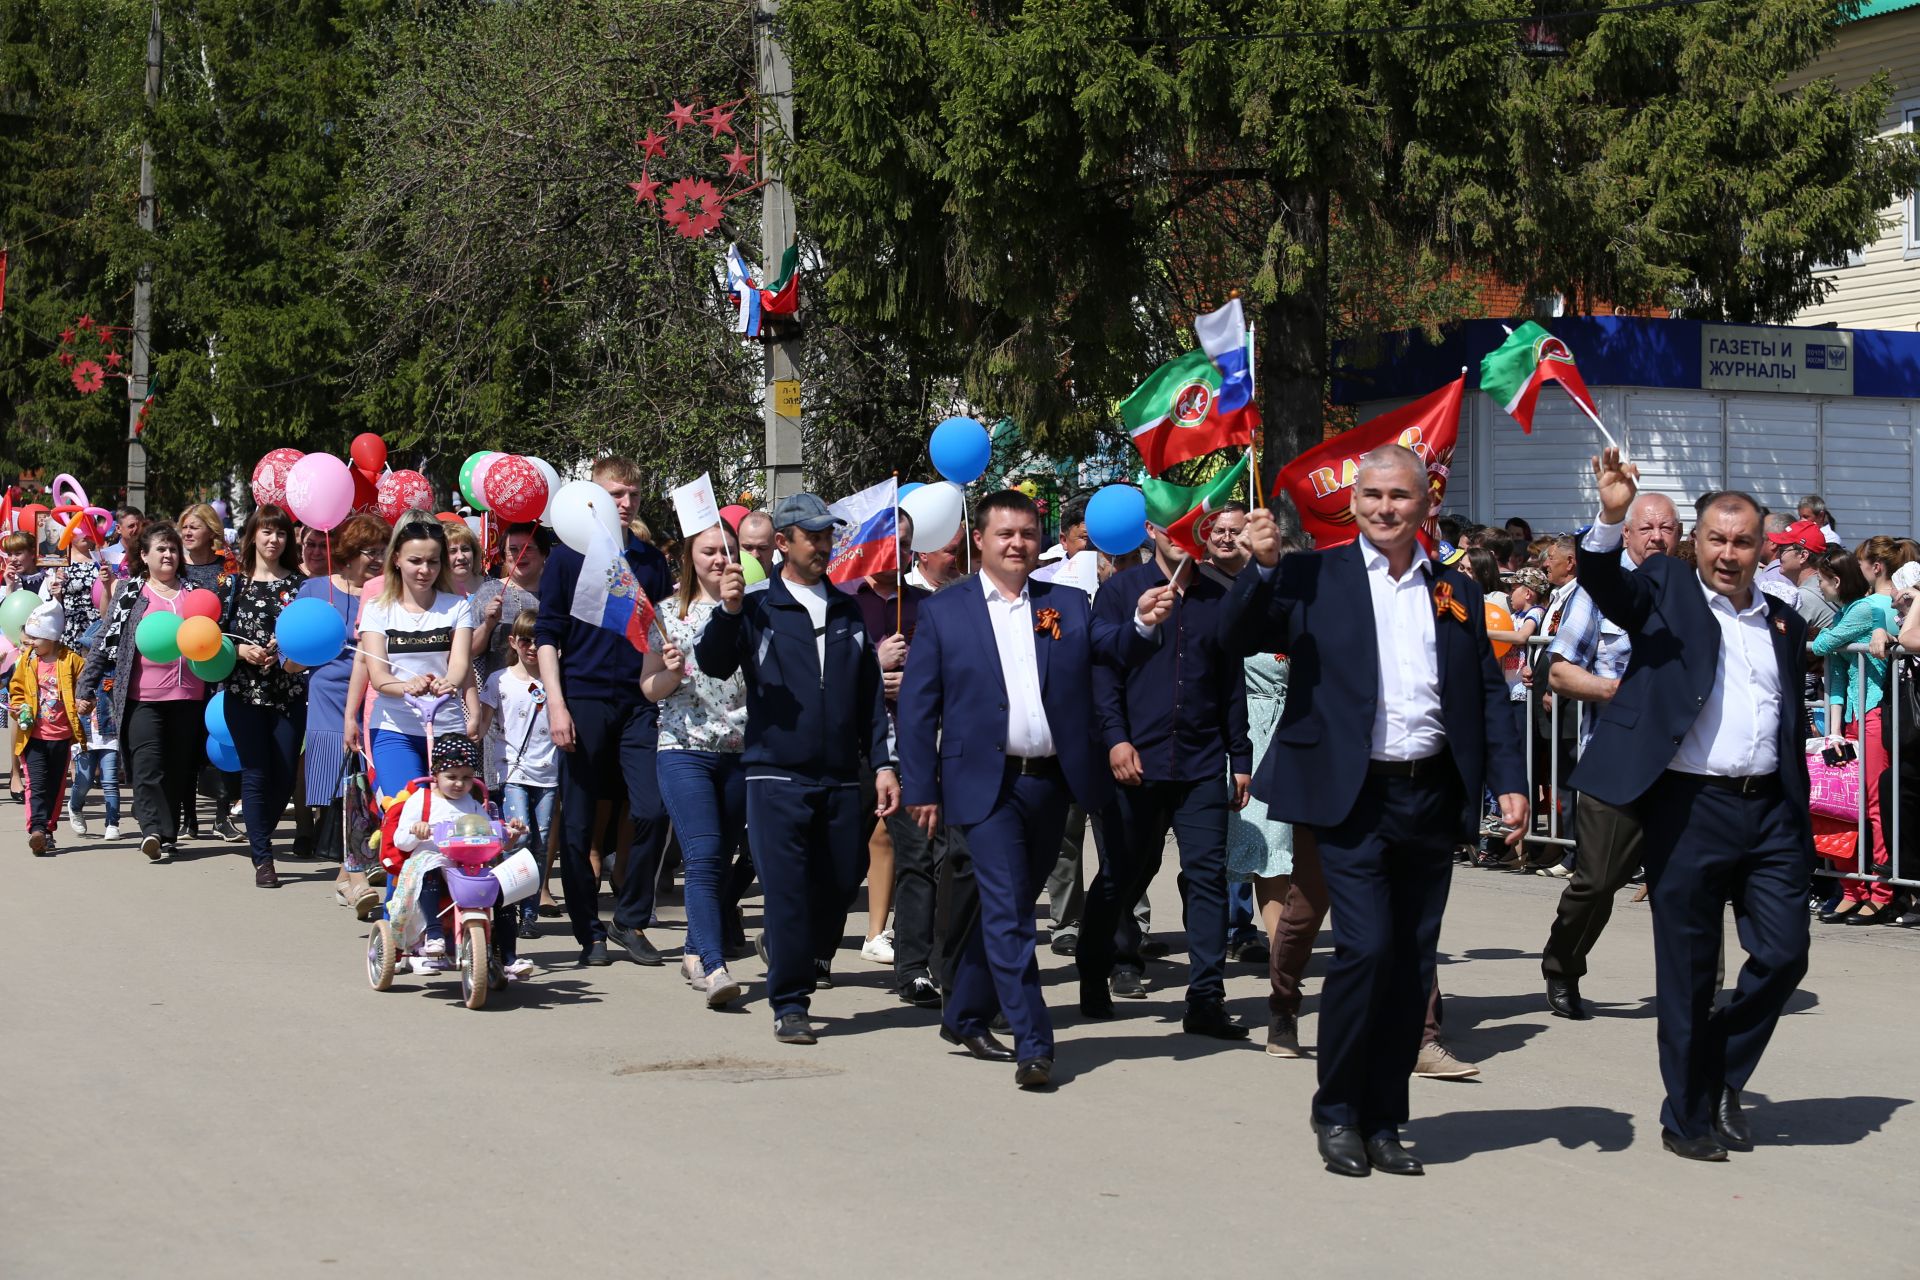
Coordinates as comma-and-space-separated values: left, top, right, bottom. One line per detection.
340, 749, 379, 874
1806, 742, 1863, 822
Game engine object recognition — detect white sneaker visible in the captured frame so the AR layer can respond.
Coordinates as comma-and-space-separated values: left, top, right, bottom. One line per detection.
103, 824, 121, 841
705, 965, 743, 1008
860, 929, 895, 965
67, 810, 89, 837
502, 957, 535, 982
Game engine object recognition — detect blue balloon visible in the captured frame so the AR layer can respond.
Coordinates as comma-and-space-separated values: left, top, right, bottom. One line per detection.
204, 690, 233, 744
897, 481, 925, 503
929, 416, 991, 485
207, 733, 242, 773
275, 597, 347, 668
1085, 484, 1147, 556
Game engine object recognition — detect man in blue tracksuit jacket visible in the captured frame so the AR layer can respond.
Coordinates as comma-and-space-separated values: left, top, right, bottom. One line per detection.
696, 492, 899, 1045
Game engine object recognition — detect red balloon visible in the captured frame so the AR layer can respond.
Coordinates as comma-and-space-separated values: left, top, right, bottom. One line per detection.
13, 503, 48, 536
179, 588, 223, 621
349, 433, 387, 475
482, 454, 548, 523
376, 468, 434, 523
351, 467, 379, 513
719, 504, 748, 531
250, 448, 305, 508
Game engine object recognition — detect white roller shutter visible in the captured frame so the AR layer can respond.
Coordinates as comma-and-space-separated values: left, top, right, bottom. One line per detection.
1821, 401, 1915, 540
1727, 396, 1820, 515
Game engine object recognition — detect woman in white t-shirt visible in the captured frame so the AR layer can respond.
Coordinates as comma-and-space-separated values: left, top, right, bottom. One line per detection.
356, 515, 474, 797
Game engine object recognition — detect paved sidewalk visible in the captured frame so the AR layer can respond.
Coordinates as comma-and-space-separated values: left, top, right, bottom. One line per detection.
3, 826, 1913, 1278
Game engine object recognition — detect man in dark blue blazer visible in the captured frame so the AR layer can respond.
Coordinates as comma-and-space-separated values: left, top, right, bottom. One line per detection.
1571, 448, 1813, 1163
1220, 445, 1526, 1177
898, 490, 1169, 1088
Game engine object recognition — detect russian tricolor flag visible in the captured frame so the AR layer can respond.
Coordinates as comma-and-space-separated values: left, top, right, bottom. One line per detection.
1194, 298, 1254, 417
826, 477, 899, 585
569, 519, 656, 653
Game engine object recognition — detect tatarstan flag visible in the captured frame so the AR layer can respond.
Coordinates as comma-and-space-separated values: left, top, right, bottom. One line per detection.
1121, 347, 1258, 477
1479, 321, 1602, 434
1143, 454, 1249, 559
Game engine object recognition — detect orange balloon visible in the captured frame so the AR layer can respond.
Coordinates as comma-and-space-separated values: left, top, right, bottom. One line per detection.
176, 615, 223, 664
1484, 600, 1515, 659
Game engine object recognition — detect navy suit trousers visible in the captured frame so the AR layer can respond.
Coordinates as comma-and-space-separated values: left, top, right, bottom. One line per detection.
745, 772, 864, 1021
1641, 773, 1811, 1139
1080, 775, 1231, 1006
948, 767, 1071, 1061
1311, 768, 1462, 1135
557, 697, 667, 947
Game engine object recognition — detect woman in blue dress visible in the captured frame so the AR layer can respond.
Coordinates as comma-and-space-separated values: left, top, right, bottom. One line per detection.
293, 513, 389, 917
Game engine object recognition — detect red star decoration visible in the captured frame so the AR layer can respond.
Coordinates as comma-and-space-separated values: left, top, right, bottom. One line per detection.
105, 351, 123, 369
628, 171, 661, 204
702, 105, 736, 138
660, 177, 725, 239
635, 129, 668, 159
666, 100, 698, 131
723, 145, 755, 177
76, 314, 93, 330
59, 328, 75, 344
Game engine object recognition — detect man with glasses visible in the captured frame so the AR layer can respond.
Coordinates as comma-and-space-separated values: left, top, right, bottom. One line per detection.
1759, 518, 1835, 635
1538, 492, 1680, 1019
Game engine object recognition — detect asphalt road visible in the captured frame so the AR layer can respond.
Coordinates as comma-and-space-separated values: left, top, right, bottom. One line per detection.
4, 825, 1914, 1278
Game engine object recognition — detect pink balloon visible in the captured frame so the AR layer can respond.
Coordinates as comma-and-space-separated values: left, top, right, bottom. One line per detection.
283, 453, 354, 531
251, 448, 305, 508
471, 452, 502, 506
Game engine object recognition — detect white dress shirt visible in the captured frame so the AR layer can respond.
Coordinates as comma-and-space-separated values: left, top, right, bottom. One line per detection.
1582, 517, 1782, 777
1358, 536, 1447, 762
982, 574, 1056, 758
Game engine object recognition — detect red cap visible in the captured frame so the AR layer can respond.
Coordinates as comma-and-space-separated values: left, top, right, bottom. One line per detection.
1768, 519, 1828, 552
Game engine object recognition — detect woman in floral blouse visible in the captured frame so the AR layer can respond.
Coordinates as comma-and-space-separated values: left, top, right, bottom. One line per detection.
641, 523, 749, 1007
220, 504, 308, 888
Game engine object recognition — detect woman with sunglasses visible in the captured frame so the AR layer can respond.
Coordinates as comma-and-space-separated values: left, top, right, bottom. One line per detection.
357, 515, 474, 795
297, 513, 391, 915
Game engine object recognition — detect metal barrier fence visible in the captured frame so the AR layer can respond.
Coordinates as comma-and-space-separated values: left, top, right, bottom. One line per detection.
1509, 636, 1916, 892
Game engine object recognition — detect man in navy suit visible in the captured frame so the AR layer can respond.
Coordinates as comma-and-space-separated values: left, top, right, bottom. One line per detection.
898, 490, 1170, 1088
1572, 448, 1813, 1162
1221, 445, 1527, 1177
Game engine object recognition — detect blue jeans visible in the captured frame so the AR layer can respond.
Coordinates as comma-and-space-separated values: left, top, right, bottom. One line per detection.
657, 750, 746, 971
502, 782, 555, 924
370, 729, 428, 800
225, 698, 306, 866
71, 748, 121, 827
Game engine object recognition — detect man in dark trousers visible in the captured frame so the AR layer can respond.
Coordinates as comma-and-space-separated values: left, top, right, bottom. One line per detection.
899, 490, 1169, 1088
1572, 447, 1813, 1162
1079, 522, 1252, 1038
698, 492, 898, 1045
1220, 445, 1526, 1178
534, 456, 674, 968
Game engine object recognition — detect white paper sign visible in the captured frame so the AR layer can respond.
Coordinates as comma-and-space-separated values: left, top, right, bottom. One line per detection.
670, 472, 721, 539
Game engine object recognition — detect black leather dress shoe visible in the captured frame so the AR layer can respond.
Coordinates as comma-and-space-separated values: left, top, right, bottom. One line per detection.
1714, 1087, 1753, 1151
608, 923, 663, 966
774, 1012, 817, 1045
1311, 1122, 1369, 1177
580, 939, 610, 967
1661, 1128, 1728, 1162
1050, 933, 1078, 956
1546, 976, 1591, 1020
1110, 969, 1147, 999
1079, 983, 1115, 1019
1182, 1001, 1251, 1040
1014, 1057, 1054, 1089
1364, 1134, 1424, 1176
941, 1026, 1016, 1062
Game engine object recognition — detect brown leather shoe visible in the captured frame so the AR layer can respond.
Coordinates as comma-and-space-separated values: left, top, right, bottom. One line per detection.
254, 861, 280, 889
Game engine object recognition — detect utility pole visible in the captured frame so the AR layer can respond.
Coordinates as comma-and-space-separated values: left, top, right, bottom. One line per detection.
755, 0, 803, 507
125, 0, 159, 512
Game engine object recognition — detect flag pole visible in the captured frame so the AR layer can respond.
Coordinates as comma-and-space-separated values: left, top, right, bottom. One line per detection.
892, 470, 902, 633
1247, 316, 1262, 510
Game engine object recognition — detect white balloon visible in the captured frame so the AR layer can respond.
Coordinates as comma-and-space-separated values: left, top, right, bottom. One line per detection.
549, 479, 623, 554
902, 480, 964, 553
526, 458, 562, 522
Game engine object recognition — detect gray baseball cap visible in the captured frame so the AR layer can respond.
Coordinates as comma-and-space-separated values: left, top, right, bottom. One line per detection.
771, 492, 847, 532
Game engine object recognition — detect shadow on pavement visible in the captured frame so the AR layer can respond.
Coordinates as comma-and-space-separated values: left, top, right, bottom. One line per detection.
1405, 1105, 1636, 1163
1748, 1093, 1911, 1147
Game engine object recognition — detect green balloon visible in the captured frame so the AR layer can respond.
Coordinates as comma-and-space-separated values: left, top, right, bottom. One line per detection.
459, 450, 494, 510
188, 636, 238, 682
134, 611, 183, 663
0, 590, 44, 644
740, 555, 767, 585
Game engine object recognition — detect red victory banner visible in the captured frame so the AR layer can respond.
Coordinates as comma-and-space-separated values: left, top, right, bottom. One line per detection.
1273, 374, 1464, 547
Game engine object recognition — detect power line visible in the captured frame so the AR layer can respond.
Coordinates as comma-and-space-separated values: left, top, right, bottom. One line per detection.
1101, 0, 1721, 45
